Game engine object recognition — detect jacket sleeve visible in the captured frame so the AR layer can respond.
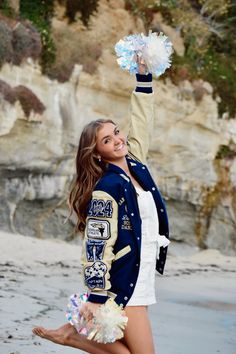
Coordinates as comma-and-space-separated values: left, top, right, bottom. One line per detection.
127, 73, 154, 164
81, 190, 118, 304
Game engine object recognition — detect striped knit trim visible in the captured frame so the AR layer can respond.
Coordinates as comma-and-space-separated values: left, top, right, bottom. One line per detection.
136, 81, 152, 87
136, 73, 152, 82
135, 86, 153, 93
135, 73, 153, 93
90, 291, 108, 297
88, 292, 108, 304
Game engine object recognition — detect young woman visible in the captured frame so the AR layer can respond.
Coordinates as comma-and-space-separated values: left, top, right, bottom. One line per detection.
33, 66, 170, 354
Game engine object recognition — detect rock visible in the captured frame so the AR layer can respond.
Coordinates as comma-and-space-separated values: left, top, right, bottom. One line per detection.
109, 0, 125, 9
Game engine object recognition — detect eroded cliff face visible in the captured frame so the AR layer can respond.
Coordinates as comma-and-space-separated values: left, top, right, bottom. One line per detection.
0, 0, 235, 253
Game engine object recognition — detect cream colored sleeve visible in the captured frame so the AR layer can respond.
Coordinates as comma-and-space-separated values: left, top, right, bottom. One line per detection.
127, 91, 154, 164
81, 190, 118, 298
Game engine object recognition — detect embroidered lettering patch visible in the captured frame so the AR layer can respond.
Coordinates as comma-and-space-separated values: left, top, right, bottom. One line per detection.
118, 197, 125, 206
84, 261, 107, 289
87, 218, 111, 240
121, 215, 132, 230
86, 240, 106, 262
88, 199, 113, 218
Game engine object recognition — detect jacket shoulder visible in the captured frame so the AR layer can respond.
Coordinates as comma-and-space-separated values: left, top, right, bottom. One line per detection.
94, 173, 123, 201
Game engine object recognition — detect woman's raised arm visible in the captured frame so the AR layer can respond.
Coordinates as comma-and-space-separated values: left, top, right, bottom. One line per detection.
127, 73, 154, 164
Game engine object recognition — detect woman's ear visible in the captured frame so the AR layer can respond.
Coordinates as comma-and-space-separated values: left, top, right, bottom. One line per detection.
94, 154, 101, 162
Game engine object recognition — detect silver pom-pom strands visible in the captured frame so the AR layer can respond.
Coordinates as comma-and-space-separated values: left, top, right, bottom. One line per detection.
115, 31, 173, 77
66, 292, 128, 344
87, 299, 128, 343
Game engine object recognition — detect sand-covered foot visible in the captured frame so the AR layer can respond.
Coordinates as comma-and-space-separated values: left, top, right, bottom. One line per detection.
32, 323, 75, 345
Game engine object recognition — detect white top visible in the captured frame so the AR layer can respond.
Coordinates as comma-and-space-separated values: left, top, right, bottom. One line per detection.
127, 187, 159, 306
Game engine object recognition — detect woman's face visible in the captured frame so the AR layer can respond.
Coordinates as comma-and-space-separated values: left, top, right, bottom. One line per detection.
96, 122, 128, 163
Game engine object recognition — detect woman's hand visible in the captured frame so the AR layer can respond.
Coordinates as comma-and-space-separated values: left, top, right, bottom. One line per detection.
137, 55, 148, 75
80, 302, 101, 325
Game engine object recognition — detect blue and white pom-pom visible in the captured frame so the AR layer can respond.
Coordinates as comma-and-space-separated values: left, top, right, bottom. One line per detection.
114, 31, 173, 77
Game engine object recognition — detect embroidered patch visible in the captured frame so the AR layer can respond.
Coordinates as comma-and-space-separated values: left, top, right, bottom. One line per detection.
87, 218, 111, 240
118, 197, 125, 206
121, 214, 132, 230
86, 240, 106, 262
88, 199, 113, 218
84, 261, 107, 289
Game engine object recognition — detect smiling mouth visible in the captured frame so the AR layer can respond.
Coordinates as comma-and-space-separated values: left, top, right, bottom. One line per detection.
115, 144, 125, 151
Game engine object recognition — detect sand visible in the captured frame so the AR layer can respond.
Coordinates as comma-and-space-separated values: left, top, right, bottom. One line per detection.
0, 231, 236, 354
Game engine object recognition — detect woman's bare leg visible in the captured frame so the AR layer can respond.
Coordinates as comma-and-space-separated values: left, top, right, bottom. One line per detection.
123, 306, 155, 354
33, 305, 155, 354
33, 323, 130, 354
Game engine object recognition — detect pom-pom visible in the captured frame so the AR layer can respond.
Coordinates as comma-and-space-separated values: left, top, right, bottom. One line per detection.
87, 298, 128, 343
66, 293, 128, 343
66, 293, 88, 336
114, 31, 173, 77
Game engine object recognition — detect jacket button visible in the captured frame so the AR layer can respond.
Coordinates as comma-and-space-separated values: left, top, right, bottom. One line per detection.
120, 303, 124, 307
125, 189, 127, 192
137, 237, 140, 240
152, 187, 156, 191
130, 283, 134, 287
160, 209, 164, 212
131, 213, 134, 216
142, 166, 145, 169
136, 263, 139, 267
124, 296, 128, 300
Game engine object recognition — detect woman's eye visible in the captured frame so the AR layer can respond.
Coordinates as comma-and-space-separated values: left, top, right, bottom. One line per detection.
104, 139, 110, 144
115, 129, 120, 135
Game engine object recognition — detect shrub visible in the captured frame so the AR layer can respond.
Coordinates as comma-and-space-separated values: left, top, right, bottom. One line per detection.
0, 79, 16, 104
0, 20, 13, 64
47, 27, 102, 82
0, 79, 45, 117
12, 21, 42, 65
216, 143, 236, 159
13, 85, 46, 117
0, 0, 15, 17
20, 0, 56, 72
60, 0, 99, 26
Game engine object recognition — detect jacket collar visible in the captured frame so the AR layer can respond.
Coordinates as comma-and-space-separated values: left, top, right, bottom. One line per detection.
106, 156, 138, 180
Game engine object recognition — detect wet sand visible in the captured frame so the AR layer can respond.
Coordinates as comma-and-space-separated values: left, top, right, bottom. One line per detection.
0, 231, 235, 354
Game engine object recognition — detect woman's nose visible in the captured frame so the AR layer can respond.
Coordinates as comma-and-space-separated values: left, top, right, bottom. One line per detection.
114, 136, 121, 144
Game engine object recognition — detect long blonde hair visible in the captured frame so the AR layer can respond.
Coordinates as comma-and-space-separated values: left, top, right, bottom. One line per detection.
69, 119, 116, 232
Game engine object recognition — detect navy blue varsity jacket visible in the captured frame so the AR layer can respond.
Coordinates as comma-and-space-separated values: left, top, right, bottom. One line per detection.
81, 74, 169, 308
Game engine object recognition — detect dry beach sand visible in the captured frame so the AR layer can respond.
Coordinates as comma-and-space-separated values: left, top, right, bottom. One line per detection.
0, 231, 236, 354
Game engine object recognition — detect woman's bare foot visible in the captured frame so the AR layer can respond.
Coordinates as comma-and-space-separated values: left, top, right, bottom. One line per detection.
32, 323, 76, 345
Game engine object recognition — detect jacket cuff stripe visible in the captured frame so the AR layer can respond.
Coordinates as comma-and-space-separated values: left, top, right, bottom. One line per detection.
87, 293, 108, 304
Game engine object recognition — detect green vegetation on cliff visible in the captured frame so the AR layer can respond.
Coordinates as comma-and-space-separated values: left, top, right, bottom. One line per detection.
19, 0, 56, 73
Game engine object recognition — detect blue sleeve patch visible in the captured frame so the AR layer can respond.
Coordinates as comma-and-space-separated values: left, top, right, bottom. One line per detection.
86, 240, 106, 262
84, 261, 107, 289
88, 199, 113, 218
